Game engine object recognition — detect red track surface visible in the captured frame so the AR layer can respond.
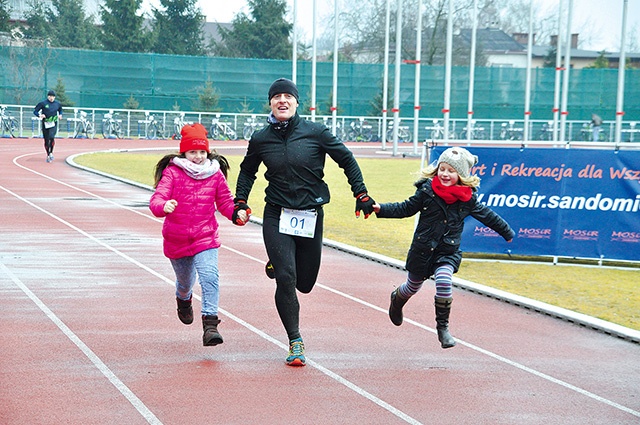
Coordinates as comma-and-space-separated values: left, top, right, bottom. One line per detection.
1, 137, 638, 425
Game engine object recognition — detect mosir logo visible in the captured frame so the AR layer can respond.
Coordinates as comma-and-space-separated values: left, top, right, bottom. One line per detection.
563, 229, 598, 241
611, 231, 640, 243
518, 228, 552, 239
473, 226, 499, 237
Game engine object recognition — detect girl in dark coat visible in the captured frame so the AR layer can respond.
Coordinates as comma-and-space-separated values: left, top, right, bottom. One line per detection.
373, 147, 514, 349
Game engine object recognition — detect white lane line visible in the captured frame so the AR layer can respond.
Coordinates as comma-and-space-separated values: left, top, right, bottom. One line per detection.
218, 306, 423, 425
0, 260, 163, 425
9, 152, 640, 421
1, 185, 165, 424
12, 153, 156, 221
2, 162, 424, 425
318, 284, 640, 418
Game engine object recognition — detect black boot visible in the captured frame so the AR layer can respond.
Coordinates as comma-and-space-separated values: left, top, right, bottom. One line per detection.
389, 288, 409, 326
434, 297, 456, 349
202, 315, 223, 346
176, 295, 193, 325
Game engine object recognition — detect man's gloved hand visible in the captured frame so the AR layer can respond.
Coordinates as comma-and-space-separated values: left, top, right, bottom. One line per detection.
355, 192, 375, 219
232, 198, 251, 225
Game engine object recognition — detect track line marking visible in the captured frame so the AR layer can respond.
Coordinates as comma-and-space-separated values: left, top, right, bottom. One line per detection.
8, 152, 640, 421
318, 284, 640, 418
0, 261, 163, 425
2, 160, 424, 425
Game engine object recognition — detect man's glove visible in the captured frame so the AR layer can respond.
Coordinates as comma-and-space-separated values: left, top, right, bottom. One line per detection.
355, 192, 375, 219
232, 198, 251, 225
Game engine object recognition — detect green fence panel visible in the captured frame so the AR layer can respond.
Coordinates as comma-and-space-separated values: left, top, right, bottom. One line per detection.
0, 46, 638, 120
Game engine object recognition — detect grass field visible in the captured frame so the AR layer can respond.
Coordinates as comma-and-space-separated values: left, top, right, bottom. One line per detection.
73, 151, 640, 331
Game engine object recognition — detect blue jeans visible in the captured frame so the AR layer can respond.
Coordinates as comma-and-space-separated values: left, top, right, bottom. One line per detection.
170, 248, 219, 316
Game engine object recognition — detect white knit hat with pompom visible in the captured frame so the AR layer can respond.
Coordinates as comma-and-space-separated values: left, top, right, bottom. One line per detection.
436, 147, 478, 178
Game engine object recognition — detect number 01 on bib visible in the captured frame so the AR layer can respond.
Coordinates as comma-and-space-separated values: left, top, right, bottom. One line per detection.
279, 208, 318, 238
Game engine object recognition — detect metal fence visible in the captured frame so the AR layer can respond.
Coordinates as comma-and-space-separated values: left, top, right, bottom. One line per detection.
4, 104, 639, 145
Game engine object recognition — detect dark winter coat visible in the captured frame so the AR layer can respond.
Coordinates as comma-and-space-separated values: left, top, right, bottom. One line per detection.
235, 113, 367, 210
33, 99, 63, 138
376, 178, 515, 280
33, 99, 63, 120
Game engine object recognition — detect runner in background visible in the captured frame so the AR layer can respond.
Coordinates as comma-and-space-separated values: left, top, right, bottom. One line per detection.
33, 90, 63, 163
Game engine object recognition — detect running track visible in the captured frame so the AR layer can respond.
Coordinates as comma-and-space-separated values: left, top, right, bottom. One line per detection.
0, 137, 638, 425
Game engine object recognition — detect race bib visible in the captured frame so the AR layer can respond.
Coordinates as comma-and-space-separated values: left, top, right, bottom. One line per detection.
279, 208, 317, 238
44, 120, 55, 129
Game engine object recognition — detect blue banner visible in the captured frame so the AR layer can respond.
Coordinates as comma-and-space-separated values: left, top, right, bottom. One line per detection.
430, 146, 640, 261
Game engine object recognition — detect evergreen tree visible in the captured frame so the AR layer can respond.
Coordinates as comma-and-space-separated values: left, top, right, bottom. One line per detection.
49, 0, 101, 49
212, 0, 292, 59
124, 95, 140, 109
151, 0, 206, 56
369, 78, 393, 116
53, 76, 74, 107
0, 0, 12, 33
21, 1, 51, 40
194, 80, 220, 112
585, 51, 610, 69
542, 47, 556, 68
100, 0, 151, 52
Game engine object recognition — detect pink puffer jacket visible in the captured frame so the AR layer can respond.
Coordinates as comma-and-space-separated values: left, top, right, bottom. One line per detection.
149, 164, 235, 259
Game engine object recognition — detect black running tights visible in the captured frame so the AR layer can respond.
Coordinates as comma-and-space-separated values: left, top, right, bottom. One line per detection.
262, 203, 324, 341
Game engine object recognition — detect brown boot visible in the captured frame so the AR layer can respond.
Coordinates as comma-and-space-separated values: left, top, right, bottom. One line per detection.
202, 315, 223, 346
176, 295, 193, 325
389, 288, 409, 326
434, 296, 456, 349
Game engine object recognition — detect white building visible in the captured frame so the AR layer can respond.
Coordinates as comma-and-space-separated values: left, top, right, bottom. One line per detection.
8, 0, 101, 19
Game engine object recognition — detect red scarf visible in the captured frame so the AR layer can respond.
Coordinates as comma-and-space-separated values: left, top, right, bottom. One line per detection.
431, 176, 472, 204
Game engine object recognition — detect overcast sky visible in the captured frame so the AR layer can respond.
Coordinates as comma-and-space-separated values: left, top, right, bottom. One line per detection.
143, 0, 639, 52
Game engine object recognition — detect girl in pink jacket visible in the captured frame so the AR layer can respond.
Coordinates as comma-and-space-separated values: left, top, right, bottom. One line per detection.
149, 123, 249, 346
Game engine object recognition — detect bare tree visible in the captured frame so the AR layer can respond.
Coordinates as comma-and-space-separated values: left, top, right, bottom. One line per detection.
331, 0, 588, 66
4, 38, 54, 105
626, 24, 640, 52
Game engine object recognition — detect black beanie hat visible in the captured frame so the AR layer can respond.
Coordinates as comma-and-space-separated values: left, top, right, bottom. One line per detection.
268, 78, 299, 102
47, 90, 56, 96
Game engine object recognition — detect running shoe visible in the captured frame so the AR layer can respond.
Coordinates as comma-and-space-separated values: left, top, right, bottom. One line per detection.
265, 260, 275, 279
285, 338, 306, 366
46, 156, 51, 163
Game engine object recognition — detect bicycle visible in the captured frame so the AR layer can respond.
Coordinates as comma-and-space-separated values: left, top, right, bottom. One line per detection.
172, 112, 192, 140
346, 118, 374, 142
322, 117, 347, 140
536, 121, 553, 141
426, 120, 456, 140
498, 120, 523, 141
71, 110, 95, 139
387, 120, 412, 143
461, 120, 486, 140
622, 122, 638, 142
0, 105, 18, 138
580, 122, 607, 142
139, 112, 165, 140
242, 115, 265, 140
102, 110, 124, 139
210, 116, 237, 140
